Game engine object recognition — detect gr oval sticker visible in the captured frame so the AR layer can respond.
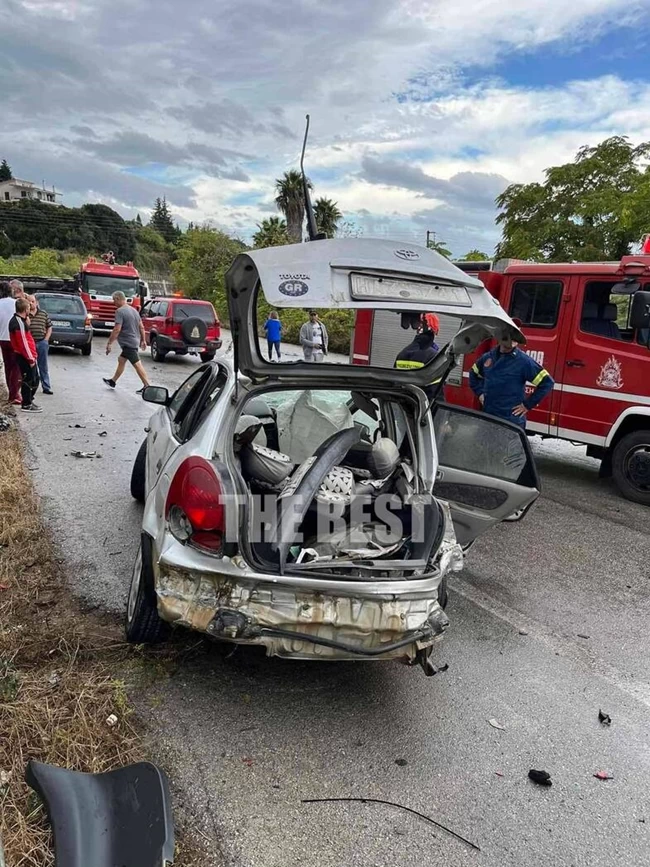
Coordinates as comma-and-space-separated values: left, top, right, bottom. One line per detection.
278, 280, 309, 297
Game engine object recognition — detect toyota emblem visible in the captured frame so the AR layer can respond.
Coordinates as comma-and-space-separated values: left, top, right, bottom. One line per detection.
394, 248, 420, 261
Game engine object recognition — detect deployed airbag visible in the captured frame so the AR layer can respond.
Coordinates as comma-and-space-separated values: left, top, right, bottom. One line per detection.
25, 760, 175, 867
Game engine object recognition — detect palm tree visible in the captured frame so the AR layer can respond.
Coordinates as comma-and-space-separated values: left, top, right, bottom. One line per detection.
314, 197, 343, 238
253, 216, 289, 248
275, 170, 312, 244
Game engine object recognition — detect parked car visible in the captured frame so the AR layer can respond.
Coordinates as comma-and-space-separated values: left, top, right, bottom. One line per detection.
126, 239, 540, 675
140, 297, 222, 363
35, 292, 93, 355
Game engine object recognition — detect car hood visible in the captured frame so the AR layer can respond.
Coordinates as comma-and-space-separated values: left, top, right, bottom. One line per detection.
226, 238, 524, 385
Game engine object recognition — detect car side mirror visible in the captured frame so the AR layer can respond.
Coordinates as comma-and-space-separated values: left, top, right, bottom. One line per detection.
142, 385, 169, 405
630, 290, 650, 331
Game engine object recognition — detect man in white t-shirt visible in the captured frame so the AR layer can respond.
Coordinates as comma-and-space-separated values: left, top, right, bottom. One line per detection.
299, 310, 329, 363
0, 281, 23, 404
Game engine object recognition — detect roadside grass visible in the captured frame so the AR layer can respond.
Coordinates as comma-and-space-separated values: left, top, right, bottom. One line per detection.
0, 419, 207, 866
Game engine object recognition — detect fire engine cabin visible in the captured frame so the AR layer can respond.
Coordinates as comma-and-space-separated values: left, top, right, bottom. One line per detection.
76, 257, 145, 330
351, 253, 650, 506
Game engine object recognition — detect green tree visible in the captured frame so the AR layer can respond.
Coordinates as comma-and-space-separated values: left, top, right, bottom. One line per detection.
460, 249, 490, 261
0, 159, 12, 182
495, 136, 650, 262
149, 196, 177, 243
275, 170, 311, 244
313, 197, 342, 238
253, 216, 289, 248
426, 235, 452, 258
135, 213, 143, 226
171, 226, 247, 320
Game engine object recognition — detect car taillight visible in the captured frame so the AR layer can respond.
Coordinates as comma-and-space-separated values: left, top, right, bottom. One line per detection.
166, 457, 224, 552
85, 314, 92, 327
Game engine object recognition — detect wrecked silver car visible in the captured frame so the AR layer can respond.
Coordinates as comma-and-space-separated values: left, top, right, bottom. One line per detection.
126, 239, 540, 674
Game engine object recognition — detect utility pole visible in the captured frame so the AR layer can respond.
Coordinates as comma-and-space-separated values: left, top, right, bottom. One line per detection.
426, 230, 436, 249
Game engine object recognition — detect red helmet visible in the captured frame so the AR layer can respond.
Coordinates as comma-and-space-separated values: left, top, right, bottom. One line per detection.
421, 313, 440, 334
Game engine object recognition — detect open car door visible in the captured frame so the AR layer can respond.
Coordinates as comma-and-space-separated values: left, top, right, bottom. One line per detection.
431, 402, 540, 547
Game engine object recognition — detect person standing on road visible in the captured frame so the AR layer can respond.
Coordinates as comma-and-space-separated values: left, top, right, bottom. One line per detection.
0, 282, 22, 405
103, 291, 150, 393
469, 331, 554, 429
9, 280, 25, 302
27, 295, 53, 395
9, 297, 41, 413
300, 310, 328, 362
394, 313, 441, 400
263, 310, 282, 361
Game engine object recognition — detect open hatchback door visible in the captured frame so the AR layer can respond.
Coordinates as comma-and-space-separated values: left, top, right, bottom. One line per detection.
226, 238, 526, 386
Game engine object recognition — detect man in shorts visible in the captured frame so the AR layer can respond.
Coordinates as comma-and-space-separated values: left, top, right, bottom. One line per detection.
103, 291, 150, 393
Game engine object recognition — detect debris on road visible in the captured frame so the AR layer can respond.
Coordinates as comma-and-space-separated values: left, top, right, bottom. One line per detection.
98, 431, 108, 437
528, 769, 552, 786
577, 633, 590, 640
301, 797, 481, 851
0, 413, 12, 433
488, 719, 506, 731
439, 663, 449, 672
70, 450, 100, 459
68, 423, 86, 429
598, 710, 612, 726
395, 758, 408, 767
106, 714, 118, 728
594, 771, 613, 781
519, 629, 529, 636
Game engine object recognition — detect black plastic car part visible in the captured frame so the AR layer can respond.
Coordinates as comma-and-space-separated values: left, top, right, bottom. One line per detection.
25, 760, 175, 867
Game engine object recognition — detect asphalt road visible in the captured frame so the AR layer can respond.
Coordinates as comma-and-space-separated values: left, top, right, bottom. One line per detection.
19, 334, 650, 867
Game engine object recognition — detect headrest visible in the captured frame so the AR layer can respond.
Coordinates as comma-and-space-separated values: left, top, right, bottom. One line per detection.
581, 302, 599, 320
234, 415, 263, 447
603, 303, 618, 322
368, 437, 400, 479
315, 466, 356, 504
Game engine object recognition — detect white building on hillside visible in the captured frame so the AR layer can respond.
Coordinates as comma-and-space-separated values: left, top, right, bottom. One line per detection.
0, 177, 61, 205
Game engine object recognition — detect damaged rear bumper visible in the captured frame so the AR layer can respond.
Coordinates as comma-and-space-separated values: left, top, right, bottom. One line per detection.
153, 503, 463, 663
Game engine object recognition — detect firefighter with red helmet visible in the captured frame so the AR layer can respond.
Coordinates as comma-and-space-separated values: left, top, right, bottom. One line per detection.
394, 313, 441, 399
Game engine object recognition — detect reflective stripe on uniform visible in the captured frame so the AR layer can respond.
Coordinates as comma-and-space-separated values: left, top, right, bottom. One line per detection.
531, 368, 550, 387
471, 363, 481, 376
395, 360, 424, 369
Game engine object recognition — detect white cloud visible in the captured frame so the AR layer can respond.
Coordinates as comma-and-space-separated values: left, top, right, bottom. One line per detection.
0, 0, 649, 255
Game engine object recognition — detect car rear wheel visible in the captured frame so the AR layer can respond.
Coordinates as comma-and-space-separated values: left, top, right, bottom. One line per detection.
612, 430, 650, 506
200, 352, 215, 362
130, 439, 147, 503
125, 535, 170, 644
81, 342, 92, 356
150, 335, 166, 362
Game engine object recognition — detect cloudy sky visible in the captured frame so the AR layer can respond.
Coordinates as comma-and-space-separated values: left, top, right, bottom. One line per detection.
2, 0, 650, 255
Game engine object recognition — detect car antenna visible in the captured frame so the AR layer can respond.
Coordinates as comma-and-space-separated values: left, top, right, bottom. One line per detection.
301, 114, 326, 242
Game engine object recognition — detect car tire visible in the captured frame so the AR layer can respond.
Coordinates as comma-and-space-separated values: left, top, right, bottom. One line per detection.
150, 335, 166, 362
612, 430, 650, 505
437, 574, 448, 609
200, 352, 215, 362
130, 439, 147, 503
125, 535, 170, 644
81, 342, 92, 356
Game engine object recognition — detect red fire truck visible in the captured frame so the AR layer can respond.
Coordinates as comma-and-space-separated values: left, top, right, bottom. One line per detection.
75, 257, 145, 330
351, 248, 650, 505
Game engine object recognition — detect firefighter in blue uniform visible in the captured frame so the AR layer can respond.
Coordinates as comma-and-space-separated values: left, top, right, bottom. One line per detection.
469, 331, 554, 428
394, 313, 440, 400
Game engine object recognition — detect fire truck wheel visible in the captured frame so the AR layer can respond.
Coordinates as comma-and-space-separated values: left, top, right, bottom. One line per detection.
150, 335, 166, 363
612, 430, 650, 506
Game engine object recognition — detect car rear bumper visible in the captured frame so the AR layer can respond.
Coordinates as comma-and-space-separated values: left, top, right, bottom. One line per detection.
50, 329, 92, 347
157, 336, 222, 354
151, 504, 462, 662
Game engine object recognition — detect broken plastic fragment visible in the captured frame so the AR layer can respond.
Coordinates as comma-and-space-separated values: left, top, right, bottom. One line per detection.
488, 719, 506, 731
528, 769, 552, 786
70, 451, 98, 459
106, 714, 118, 728
594, 771, 613, 781
598, 710, 612, 726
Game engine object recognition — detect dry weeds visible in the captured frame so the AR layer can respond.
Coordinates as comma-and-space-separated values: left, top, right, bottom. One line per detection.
0, 418, 206, 866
